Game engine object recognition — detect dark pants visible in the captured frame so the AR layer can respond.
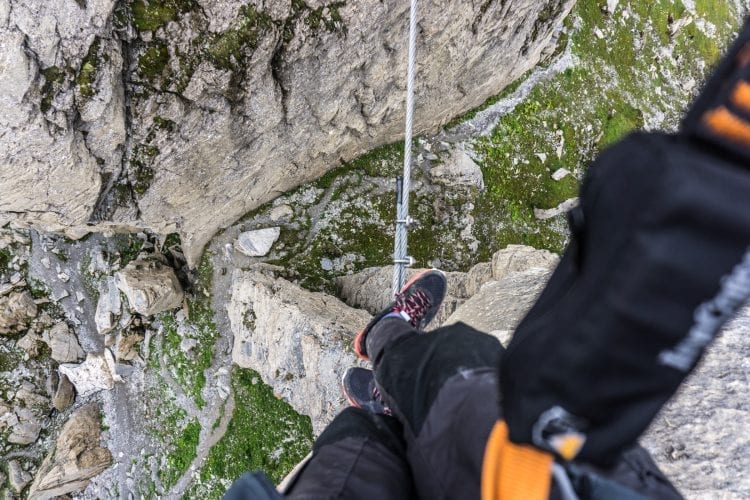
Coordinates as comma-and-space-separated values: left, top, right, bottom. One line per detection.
285, 320, 681, 499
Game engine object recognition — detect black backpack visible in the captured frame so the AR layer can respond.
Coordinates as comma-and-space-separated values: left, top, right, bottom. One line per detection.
501, 19, 750, 465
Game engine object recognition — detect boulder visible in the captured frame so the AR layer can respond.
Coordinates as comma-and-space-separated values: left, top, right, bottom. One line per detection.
490, 244, 559, 280
16, 331, 41, 357
14, 381, 49, 408
59, 350, 121, 398
115, 332, 144, 361
336, 266, 486, 326
0, 291, 37, 334
28, 404, 113, 499
44, 322, 84, 363
228, 266, 371, 432
115, 258, 184, 316
236, 227, 281, 257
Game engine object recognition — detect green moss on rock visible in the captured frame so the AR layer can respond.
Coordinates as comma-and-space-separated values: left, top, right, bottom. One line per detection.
131, 144, 159, 195
138, 43, 170, 82
207, 5, 274, 71
131, 0, 195, 32
186, 367, 313, 498
78, 39, 101, 98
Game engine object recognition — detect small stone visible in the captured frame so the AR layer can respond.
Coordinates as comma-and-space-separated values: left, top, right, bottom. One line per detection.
115, 333, 144, 361
57, 272, 70, 282
594, 27, 605, 39
8, 459, 32, 492
535, 153, 548, 163
16, 331, 40, 357
52, 374, 76, 412
236, 227, 281, 257
59, 350, 122, 398
534, 198, 579, 220
8, 407, 42, 445
76, 292, 85, 303
270, 205, 294, 222
551, 168, 571, 181
10, 272, 21, 283
180, 337, 197, 353
95, 277, 122, 334
0, 291, 37, 334
51, 289, 69, 302
45, 322, 84, 363
320, 258, 334, 271
41, 257, 51, 269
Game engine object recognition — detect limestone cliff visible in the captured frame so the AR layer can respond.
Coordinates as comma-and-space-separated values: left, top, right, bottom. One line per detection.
0, 0, 574, 266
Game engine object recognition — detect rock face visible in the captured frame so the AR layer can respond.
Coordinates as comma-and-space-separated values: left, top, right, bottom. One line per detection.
115, 257, 184, 316
642, 309, 750, 497
444, 268, 554, 345
0, 0, 574, 265
28, 404, 113, 499
228, 265, 371, 433
0, 290, 37, 334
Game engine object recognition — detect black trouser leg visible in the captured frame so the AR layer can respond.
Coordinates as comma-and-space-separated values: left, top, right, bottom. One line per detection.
368, 318, 505, 499
284, 407, 416, 500
365, 318, 682, 500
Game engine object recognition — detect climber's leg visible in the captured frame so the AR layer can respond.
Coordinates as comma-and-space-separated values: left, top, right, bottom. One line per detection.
283, 407, 416, 499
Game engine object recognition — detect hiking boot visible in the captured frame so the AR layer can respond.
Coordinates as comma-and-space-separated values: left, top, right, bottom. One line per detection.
353, 269, 447, 361
342, 367, 391, 415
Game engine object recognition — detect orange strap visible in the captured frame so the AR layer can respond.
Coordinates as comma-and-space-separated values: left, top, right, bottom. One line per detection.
703, 105, 750, 146
481, 421, 554, 500
732, 81, 750, 113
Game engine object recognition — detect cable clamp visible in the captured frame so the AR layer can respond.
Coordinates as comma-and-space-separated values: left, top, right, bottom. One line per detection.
393, 256, 416, 267
395, 216, 416, 227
